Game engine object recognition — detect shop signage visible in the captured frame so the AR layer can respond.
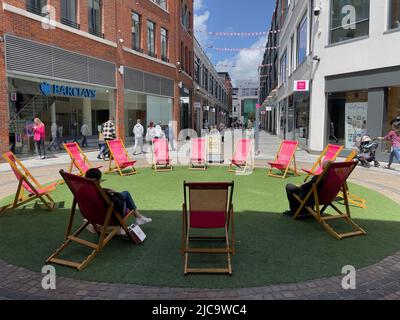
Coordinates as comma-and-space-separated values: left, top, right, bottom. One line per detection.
265, 106, 272, 111
203, 106, 210, 111
40, 82, 97, 99
10, 92, 17, 102
180, 97, 190, 104
194, 102, 201, 109
260, 111, 266, 115
294, 80, 309, 92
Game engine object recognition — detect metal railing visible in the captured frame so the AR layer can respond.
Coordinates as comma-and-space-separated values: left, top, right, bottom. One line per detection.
61, 17, 80, 30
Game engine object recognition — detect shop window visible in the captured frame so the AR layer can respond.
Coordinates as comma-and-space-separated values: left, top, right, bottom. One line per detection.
389, 0, 400, 30
382, 87, 400, 152
330, 0, 370, 44
328, 91, 368, 149
294, 93, 310, 142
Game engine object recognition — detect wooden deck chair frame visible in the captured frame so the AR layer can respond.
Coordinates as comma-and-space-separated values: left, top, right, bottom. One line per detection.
152, 139, 173, 172
340, 150, 367, 209
182, 182, 235, 275
64, 142, 101, 176
189, 138, 208, 170
228, 139, 254, 174
0, 152, 57, 214
303, 144, 344, 182
268, 140, 299, 179
293, 162, 366, 240
106, 139, 137, 177
46, 170, 136, 271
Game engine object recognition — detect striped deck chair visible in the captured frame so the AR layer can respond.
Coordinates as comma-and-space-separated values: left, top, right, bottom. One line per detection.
228, 139, 254, 173
182, 181, 235, 275
64, 142, 101, 176
106, 139, 137, 176
189, 138, 207, 170
268, 140, 299, 179
152, 138, 173, 172
302, 144, 343, 182
0, 152, 57, 213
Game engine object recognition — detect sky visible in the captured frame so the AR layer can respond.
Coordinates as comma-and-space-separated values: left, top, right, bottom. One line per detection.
194, 0, 275, 86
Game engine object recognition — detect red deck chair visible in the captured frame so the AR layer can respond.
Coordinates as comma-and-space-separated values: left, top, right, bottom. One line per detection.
189, 138, 207, 170
268, 140, 299, 179
293, 162, 366, 240
152, 138, 173, 172
106, 139, 137, 176
228, 139, 254, 173
302, 144, 343, 181
182, 181, 235, 275
64, 142, 101, 176
46, 170, 137, 271
0, 152, 57, 213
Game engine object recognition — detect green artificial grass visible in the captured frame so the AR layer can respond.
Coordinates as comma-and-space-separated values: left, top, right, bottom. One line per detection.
0, 166, 400, 289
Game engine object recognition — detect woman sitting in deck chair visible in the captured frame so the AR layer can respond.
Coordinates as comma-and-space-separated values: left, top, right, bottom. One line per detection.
85, 168, 152, 232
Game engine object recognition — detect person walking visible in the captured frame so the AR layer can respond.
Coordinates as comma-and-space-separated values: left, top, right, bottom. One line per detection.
72, 121, 79, 143
80, 123, 90, 148
57, 124, 64, 145
102, 117, 116, 160
133, 119, 144, 155
33, 118, 46, 159
377, 121, 400, 170
97, 124, 107, 159
167, 121, 176, 151
47, 122, 59, 151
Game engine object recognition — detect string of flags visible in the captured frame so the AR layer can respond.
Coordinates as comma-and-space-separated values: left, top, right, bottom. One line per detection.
195, 30, 280, 36
204, 46, 279, 52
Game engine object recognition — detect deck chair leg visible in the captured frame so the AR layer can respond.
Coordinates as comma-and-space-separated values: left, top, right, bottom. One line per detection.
225, 227, 232, 275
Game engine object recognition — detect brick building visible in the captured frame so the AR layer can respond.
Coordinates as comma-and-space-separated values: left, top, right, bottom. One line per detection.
0, 0, 194, 156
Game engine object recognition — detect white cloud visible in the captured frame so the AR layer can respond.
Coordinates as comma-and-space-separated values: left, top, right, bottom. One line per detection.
194, 0, 205, 12
194, 10, 210, 47
216, 36, 267, 84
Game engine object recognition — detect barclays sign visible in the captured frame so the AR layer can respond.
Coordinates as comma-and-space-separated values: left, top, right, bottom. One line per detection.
40, 82, 96, 99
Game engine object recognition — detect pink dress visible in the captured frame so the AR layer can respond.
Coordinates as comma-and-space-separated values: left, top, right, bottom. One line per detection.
33, 124, 45, 142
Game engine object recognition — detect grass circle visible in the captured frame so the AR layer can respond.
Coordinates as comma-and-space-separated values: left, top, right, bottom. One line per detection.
0, 166, 399, 289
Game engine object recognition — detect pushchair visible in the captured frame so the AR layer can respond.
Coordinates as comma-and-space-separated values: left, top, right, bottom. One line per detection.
355, 135, 380, 168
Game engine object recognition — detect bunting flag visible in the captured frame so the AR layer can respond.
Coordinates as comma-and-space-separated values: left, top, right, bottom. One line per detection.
207, 47, 279, 52
195, 30, 280, 36
214, 64, 238, 68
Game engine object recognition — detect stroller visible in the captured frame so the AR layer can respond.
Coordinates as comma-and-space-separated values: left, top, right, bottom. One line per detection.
355, 135, 380, 168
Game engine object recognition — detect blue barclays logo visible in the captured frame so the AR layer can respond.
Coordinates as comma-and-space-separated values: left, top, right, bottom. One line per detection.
39, 82, 97, 99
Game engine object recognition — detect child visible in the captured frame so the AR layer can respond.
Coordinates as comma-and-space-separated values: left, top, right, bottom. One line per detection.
378, 121, 400, 170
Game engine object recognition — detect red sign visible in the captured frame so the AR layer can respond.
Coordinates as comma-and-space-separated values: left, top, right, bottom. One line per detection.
256, 104, 261, 109
294, 80, 309, 92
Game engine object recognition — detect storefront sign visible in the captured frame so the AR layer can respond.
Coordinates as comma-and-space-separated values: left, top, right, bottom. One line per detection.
294, 80, 309, 92
10, 92, 17, 102
203, 106, 209, 111
39, 82, 97, 99
265, 106, 272, 111
180, 97, 190, 104
194, 102, 201, 109
345, 102, 368, 149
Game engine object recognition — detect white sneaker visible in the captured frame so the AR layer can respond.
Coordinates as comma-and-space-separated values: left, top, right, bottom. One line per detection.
85, 224, 96, 234
117, 228, 127, 236
136, 216, 152, 226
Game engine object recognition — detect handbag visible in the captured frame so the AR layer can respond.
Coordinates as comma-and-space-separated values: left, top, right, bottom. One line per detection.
128, 224, 146, 244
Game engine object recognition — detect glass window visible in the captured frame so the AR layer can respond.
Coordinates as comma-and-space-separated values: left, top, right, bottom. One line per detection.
150, 0, 167, 10
147, 20, 156, 57
383, 87, 400, 152
61, 0, 78, 29
294, 92, 310, 142
132, 12, 142, 52
160, 28, 168, 61
26, 0, 47, 16
330, 0, 370, 44
279, 50, 288, 86
389, 0, 400, 30
194, 56, 201, 83
297, 14, 307, 66
88, 0, 102, 37
328, 90, 368, 148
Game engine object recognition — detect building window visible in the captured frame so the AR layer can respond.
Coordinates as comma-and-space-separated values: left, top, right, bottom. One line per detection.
132, 12, 142, 52
194, 56, 201, 83
147, 21, 156, 57
88, 0, 103, 38
383, 87, 400, 152
160, 28, 168, 62
296, 14, 307, 66
290, 34, 294, 73
389, 0, 400, 30
61, 0, 79, 29
330, 0, 370, 44
279, 50, 288, 86
26, 0, 47, 16
150, 0, 167, 11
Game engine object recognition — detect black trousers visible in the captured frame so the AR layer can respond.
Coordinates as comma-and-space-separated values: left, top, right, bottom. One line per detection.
286, 182, 314, 215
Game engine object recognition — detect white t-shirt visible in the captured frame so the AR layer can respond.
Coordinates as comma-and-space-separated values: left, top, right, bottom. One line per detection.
133, 123, 144, 138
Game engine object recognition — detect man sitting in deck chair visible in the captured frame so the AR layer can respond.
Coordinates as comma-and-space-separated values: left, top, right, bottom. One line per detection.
64, 142, 102, 176
1, 152, 58, 213
283, 161, 331, 217
85, 168, 152, 229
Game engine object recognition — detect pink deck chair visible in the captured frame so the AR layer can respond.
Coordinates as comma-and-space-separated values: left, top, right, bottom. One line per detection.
46, 170, 137, 271
293, 161, 366, 240
302, 144, 344, 181
268, 140, 299, 179
228, 139, 253, 173
189, 138, 207, 170
182, 181, 235, 274
106, 139, 137, 176
0, 152, 57, 213
152, 138, 172, 172
64, 142, 101, 176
